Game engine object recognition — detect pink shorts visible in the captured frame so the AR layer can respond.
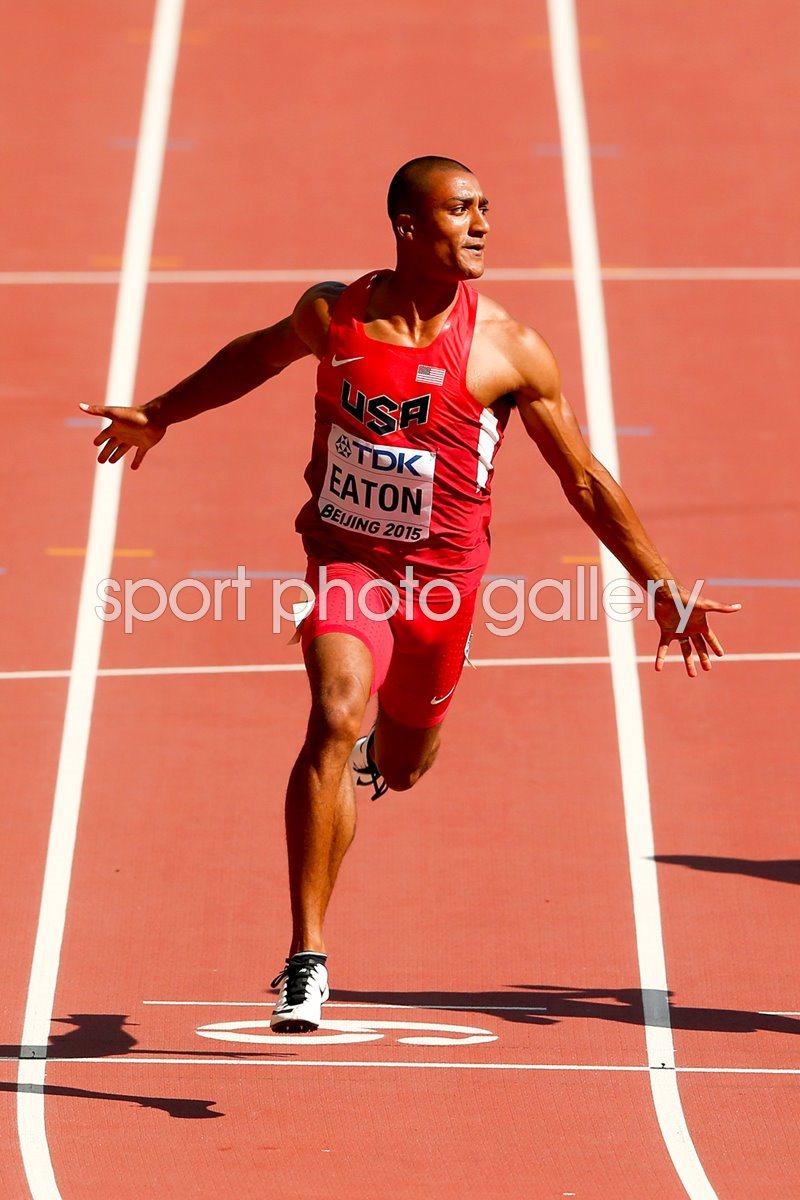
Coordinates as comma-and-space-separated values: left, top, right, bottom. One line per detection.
299, 560, 476, 729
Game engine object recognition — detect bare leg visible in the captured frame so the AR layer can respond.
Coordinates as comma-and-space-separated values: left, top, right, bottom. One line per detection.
373, 706, 444, 792
285, 633, 373, 955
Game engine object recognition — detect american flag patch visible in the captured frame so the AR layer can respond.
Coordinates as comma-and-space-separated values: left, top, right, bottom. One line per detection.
416, 364, 446, 386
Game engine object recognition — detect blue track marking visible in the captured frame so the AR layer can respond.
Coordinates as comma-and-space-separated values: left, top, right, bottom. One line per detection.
189, 569, 300, 580
706, 578, 800, 588
533, 142, 622, 157
580, 424, 654, 437
109, 136, 195, 151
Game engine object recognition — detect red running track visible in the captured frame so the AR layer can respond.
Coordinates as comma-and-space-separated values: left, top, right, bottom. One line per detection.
2, 1, 798, 1197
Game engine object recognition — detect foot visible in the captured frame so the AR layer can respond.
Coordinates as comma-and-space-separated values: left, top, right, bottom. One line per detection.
270, 952, 329, 1032
350, 728, 388, 800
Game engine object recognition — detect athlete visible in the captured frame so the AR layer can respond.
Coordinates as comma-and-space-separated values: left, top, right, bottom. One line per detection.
83, 156, 740, 1033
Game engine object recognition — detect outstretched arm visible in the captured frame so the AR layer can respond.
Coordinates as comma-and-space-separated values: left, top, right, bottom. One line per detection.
82, 281, 344, 470
505, 324, 740, 676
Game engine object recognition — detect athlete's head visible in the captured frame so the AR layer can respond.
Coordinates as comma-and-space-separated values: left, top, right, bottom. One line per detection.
387, 155, 490, 281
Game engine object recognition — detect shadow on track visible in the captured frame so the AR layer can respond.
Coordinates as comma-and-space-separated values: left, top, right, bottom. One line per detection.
328, 986, 800, 1035
0, 1012, 294, 1061
1, 1081, 222, 1119
654, 855, 800, 885
0, 1017, 227, 1118
0, 1014, 224, 1119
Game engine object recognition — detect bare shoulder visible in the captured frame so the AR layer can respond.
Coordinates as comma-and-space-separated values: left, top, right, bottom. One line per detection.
470, 292, 561, 404
292, 281, 348, 356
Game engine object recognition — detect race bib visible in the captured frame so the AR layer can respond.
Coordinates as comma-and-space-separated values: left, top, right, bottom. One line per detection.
318, 424, 436, 543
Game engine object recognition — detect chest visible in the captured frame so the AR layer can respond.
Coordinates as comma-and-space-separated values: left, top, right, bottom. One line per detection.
318, 349, 479, 445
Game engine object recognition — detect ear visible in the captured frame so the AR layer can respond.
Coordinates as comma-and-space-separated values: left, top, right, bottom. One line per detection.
395, 212, 414, 241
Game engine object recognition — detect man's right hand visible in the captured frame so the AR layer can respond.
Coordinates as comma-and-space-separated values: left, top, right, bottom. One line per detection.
80, 402, 166, 470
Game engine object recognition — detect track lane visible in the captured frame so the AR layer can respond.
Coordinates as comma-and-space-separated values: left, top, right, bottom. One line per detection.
0, 5, 153, 271
1, 6, 163, 1196
43, 0, 691, 1194
48, 666, 696, 1198
577, 0, 800, 266
584, 1, 800, 1194
33, 0, 796, 1194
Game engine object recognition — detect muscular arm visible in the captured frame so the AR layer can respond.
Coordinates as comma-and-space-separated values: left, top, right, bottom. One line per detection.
145, 318, 312, 427
83, 281, 344, 468
497, 318, 740, 673
512, 332, 672, 588
503, 324, 669, 586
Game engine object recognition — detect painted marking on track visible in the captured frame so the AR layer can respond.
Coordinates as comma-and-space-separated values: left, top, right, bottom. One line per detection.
196, 1019, 498, 1047
707, 577, 800, 588
125, 26, 208, 46
533, 142, 622, 157
525, 34, 606, 50
560, 554, 601, 565
189, 568, 299, 579
191, 569, 532, 583
90, 254, 184, 269
144, 1000, 547, 1011
65, 416, 103, 428
2, 1057, 798, 1074
547, 2, 718, 1197
45, 547, 154, 558
109, 136, 195, 152
1, 651, 798, 684
580, 423, 654, 437
3, 267, 800, 285
15, 4, 185, 1199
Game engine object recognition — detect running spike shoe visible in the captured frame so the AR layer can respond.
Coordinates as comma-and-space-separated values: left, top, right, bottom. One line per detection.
270, 952, 329, 1033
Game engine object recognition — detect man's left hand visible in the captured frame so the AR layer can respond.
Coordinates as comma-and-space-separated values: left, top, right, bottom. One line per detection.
653, 584, 742, 678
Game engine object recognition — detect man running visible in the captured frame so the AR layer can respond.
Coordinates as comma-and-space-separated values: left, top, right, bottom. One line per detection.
83, 155, 740, 1033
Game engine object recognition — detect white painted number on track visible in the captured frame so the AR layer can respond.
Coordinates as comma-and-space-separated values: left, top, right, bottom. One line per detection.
196, 1018, 498, 1047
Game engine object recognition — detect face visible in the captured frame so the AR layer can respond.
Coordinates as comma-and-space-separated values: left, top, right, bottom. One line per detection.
399, 170, 490, 280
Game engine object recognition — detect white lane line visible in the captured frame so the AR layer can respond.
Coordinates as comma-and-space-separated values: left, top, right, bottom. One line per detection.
471, 652, 800, 667
547, 3, 718, 1198
14, 4, 185, 1199
1, 651, 797, 683
2, 267, 800, 285
602, 267, 800, 281
141, 1001, 547, 1010
5, 1057, 799, 1074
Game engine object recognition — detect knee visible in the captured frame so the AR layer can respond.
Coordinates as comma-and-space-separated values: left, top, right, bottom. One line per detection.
308, 676, 367, 749
380, 764, 424, 792
378, 744, 439, 793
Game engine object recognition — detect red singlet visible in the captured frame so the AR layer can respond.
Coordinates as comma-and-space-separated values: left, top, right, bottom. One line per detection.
295, 271, 511, 595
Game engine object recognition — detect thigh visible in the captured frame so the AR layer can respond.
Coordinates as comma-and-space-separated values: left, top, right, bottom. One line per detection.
378, 586, 477, 731
302, 630, 374, 722
374, 704, 443, 785
300, 559, 396, 697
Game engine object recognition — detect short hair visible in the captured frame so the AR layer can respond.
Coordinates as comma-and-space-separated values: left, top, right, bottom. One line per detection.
387, 155, 474, 221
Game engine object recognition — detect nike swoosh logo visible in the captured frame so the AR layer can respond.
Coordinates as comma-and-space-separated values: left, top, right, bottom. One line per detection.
430, 683, 457, 706
331, 354, 364, 367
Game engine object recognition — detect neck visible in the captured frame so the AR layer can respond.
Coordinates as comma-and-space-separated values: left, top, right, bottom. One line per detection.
380, 261, 459, 325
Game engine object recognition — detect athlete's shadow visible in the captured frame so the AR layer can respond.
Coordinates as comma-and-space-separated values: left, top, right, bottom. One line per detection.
0, 1013, 138, 1060
0, 1012, 293, 1061
0, 1011, 297, 1121
0, 1014, 223, 1119
654, 855, 800, 885
328, 986, 800, 1036
0, 1081, 222, 1119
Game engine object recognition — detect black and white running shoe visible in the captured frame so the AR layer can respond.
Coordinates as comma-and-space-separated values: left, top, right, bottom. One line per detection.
270, 952, 329, 1032
351, 728, 388, 801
